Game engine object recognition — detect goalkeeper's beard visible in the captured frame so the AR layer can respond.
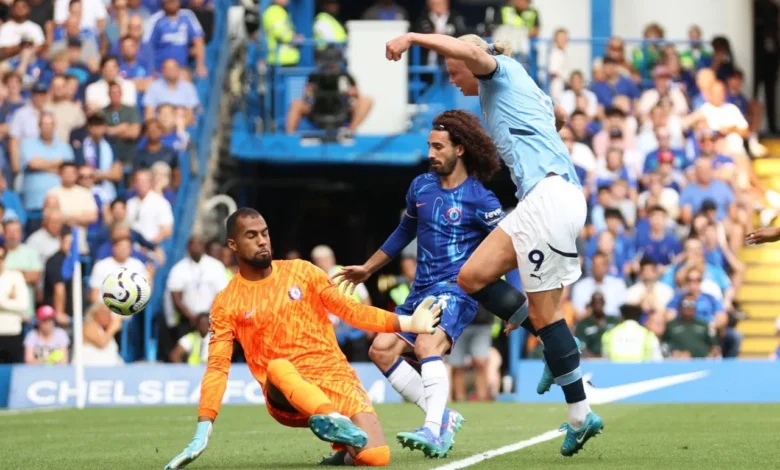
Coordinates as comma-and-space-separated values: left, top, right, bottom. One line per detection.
245, 253, 272, 269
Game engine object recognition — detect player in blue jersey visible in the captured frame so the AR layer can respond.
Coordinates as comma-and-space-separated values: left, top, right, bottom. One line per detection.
385, 33, 603, 457
334, 111, 505, 459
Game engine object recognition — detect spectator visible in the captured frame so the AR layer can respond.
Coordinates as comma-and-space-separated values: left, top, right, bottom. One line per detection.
634, 206, 681, 268
88, 236, 148, 303
691, 81, 749, 158
125, 169, 173, 245
413, 0, 468, 67
666, 267, 728, 329
559, 125, 595, 177
111, 14, 153, 61
695, 130, 735, 181
0, 72, 25, 124
642, 127, 688, 176
28, 0, 54, 32
134, 118, 179, 173
637, 103, 685, 156
46, 162, 98, 252
680, 25, 712, 71
169, 312, 210, 364
94, 221, 151, 263
663, 46, 697, 96
285, 49, 374, 137
49, 15, 101, 69
163, 235, 227, 360
571, 252, 628, 320
85, 56, 137, 110
104, 81, 142, 165
42, 225, 74, 323
151, 160, 176, 205
601, 304, 662, 362
361, 0, 408, 21
559, 70, 598, 119
574, 292, 617, 358
20, 112, 74, 212
0, 0, 45, 62
25, 207, 63, 266
594, 147, 635, 194
638, 65, 689, 118
9, 81, 48, 176
0, 244, 29, 363
679, 158, 735, 224
143, 59, 199, 123
54, 0, 107, 34
187, 0, 215, 43
631, 23, 665, 80
662, 237, 733, 304
45, 74, 86, 143
547, 28, 569, 102
145, 0, 206, 75
79, 302, 124, 365
117, 35, 153, 93
311, 244, 371, 304
0, 172, 25, 224
313, 0, 347, 47
3, 219, 41, 323
586, 208, 635, 276
591, 107, 637, 163
591, 56, 640, 108
154, 103, 190, 152
626, 257, 675, 318
126, 0, 151, 20
76, 113, 122, 202
568, 111, 593, 149
610, 179, 637, 229
23, 304, 69, 364
449, 305, 492, 401
104, 0, 130, 46
662, 292, 720, 359
489, 0, 540, 38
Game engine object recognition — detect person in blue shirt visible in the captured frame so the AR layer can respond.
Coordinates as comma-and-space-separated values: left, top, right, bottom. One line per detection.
0, 171, 26, 225
334, 112, 505, 457
586, 208, 635, 277
118, 36, 153, 93
679, 158, 735, 224
590, 56, 640, 107
666, 268, 727, 328
634, 205, 681, 268
661, 238, 733, 305
593, 147, 637, 201
20, 113, 75, 211
384, 32, 601, 455
143, 0, 207, 76
642, 127, 689, 175
726, 69, 748, 116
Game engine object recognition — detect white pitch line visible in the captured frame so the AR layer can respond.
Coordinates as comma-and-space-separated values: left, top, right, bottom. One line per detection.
430, 428, 563, 470
0, 406, 68, 416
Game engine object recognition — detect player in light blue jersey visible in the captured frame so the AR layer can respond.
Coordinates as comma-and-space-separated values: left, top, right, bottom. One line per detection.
385, 33, 602, 457
334, 111, 505, 459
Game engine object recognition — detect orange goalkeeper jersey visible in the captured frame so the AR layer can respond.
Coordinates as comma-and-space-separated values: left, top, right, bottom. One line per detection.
198, 259, 398, 420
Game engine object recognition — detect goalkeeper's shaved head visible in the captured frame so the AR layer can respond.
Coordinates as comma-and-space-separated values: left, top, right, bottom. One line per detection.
226, 207, 262, 239
227, 207, 273, 270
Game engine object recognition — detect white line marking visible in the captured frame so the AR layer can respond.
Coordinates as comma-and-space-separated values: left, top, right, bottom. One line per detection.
431, 429, 563, 470
0, 406, 68, 416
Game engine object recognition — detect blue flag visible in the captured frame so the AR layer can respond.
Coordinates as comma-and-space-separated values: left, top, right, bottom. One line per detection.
61, 226, 80, 281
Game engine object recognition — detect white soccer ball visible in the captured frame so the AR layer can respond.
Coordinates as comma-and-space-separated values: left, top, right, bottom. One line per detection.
100, 267, 152, 316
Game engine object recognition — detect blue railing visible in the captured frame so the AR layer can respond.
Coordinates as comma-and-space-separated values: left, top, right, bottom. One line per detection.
141, 0, 234, 362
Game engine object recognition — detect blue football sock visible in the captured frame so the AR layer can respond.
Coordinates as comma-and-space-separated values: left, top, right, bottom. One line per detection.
538, 319, 586, 404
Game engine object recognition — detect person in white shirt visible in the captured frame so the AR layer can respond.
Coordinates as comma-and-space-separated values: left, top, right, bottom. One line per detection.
89, 236, 149, 304
311, 244, 371, 305
559, 70, 598, 119
46, 163, 98, 254
0, 0, 45, 61
560, 126, 596, 173
78, 302, 124, 366
85, 56, 138, 109
169, 313, 211, 364
54, 0, 108, 34
163, 235, 228, 345
626, 258, 675, 318
0, 245, 30, 363
637, 104, 685, 156
126, 169, 174, 245
638, 66, 689, 118
25, 207, 64, 267
547, 28, 570, 102
689, 81, 748, 157
571, 253, 628, 320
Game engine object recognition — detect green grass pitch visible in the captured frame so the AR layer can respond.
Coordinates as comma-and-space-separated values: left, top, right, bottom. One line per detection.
2, 403, 779, 469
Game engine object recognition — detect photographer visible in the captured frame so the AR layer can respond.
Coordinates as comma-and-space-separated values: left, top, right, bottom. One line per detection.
284, 46, 373, 138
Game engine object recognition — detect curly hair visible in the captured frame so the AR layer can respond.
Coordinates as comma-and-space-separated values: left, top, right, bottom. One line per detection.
431, 110, 501, 183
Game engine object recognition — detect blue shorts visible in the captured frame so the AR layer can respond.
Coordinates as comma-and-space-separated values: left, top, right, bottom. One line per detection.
395, 282, 478, 353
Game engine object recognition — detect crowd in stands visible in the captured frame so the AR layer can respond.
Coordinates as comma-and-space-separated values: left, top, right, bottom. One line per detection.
0, 0, 214, 366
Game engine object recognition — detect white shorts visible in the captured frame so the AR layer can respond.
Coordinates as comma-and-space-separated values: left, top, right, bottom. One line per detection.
498, 175, 586, 293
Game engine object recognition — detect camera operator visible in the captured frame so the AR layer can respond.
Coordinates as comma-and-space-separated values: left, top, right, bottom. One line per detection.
285, 46, 373, 138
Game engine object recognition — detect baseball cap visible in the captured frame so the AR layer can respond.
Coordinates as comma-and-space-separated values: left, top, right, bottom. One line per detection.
31, 82, 48, 94
658, 150, 674, 164
36, 305, 56, 321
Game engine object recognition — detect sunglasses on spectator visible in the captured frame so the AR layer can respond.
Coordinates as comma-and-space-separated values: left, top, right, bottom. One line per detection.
687, 277, 702, 283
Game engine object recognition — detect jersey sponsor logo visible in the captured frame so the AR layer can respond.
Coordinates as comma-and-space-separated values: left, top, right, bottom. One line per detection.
482, 207, 504, 225
288, 286, 303, 301
445, 207, 462, 224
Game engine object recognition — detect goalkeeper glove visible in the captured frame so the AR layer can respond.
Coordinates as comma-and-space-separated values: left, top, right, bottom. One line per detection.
164, 421, 212, 470
398, 296, 442, 334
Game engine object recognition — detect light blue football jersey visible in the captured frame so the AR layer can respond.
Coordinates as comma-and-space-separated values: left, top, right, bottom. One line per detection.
478, 54, 581, 200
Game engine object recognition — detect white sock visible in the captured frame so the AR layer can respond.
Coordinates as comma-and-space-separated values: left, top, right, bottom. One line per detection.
421, 357, 449, 436
386, 359, 427, 412
568, 400, 592, 429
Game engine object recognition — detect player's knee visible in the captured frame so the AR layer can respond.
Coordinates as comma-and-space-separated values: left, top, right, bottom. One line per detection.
354, 445, 391, 466
413, 340, 441, 359
368, 343, 396, 371
456, 267, 480, 294
472, 357, 488, 371
267, 358, 295, 383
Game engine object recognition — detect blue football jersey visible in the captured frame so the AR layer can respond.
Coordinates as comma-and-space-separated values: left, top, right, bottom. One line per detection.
478, 54, 580, 200
403, 173, 504, 289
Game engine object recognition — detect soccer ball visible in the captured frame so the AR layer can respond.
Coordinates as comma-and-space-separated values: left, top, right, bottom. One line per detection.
101, 267, 152, 316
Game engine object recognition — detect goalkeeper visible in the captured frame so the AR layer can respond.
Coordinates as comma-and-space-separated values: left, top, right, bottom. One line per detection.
164, 208, 442, 469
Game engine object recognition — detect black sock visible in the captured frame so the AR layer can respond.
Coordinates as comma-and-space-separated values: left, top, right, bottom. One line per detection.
469, 280, 536, 336
538, 319, 586, 403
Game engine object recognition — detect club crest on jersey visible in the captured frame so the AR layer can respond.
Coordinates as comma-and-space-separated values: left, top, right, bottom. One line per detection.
288, 286, 303, 300
446, 207, 462, 224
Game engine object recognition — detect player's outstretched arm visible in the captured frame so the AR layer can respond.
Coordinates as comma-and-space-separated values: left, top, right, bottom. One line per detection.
386, 33, 496, 76
165, 305, 235, 470
333, 249, 391, 296
746, 227, 780, 245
